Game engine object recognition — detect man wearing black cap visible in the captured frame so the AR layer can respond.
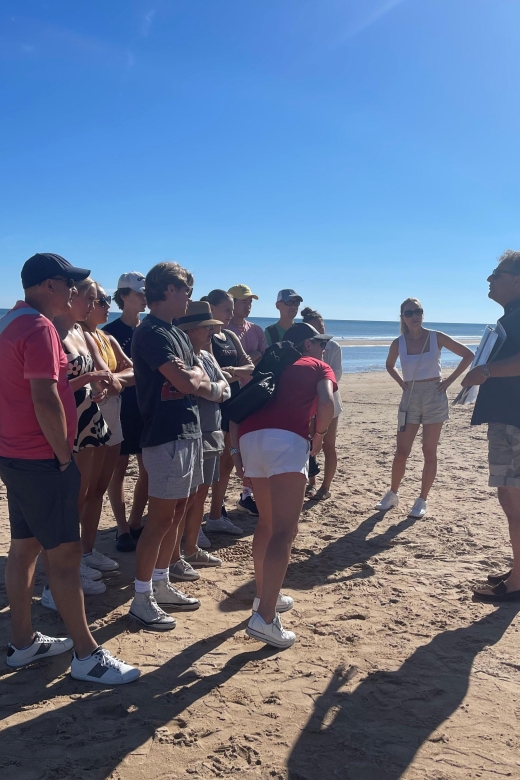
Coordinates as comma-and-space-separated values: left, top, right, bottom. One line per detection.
0, 253, 139, 684
264, 289, 303, 347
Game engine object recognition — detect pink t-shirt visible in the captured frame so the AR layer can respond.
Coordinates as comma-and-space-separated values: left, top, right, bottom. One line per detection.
227, 320, 268, 358
0, 302, 77, 459
239, 357, 337, 441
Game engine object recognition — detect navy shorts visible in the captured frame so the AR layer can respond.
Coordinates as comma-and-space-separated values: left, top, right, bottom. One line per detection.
0, 457, 81, 550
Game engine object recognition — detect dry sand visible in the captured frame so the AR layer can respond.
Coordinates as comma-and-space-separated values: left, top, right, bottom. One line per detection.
1, 371, 519, 780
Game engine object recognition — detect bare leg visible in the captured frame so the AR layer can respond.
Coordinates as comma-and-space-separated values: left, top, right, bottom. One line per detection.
319, 416, 339, 492
158, 499, 188, 568
208, 433, 233, 520
43, 543, 97, 658
135, 496, 179, 582
5, 537, 42, 648
170, 495, 198, 562
497, 486, 520, 592
257, 472, 306, 623
249, 478, 272, 598
107, 454, 131, 535
184, 484, 210, 557
81, 444, 121, 554
420, 422, 444, 499
74, 448, 95, 517
390, 423, 420, 493
128, 454, 148, 530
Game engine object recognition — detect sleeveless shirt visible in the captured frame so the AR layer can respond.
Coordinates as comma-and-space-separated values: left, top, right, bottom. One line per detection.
398, 331, 442, 381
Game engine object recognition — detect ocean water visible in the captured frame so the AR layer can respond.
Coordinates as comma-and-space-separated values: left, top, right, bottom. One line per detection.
0, 310, 487, 373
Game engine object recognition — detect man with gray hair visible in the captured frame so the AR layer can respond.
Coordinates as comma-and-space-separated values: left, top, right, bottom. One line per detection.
463, 250, 520, 601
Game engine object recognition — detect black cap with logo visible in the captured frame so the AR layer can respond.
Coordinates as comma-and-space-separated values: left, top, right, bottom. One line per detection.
21, 253, 91, 289
283, 322, 333, 344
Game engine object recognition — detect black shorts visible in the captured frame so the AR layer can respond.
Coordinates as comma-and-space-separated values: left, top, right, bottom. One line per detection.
120, 408, 144, 456
0, 457, 81, 550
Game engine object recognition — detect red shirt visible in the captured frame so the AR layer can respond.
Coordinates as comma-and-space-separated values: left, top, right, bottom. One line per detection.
239, 356, 337, 441
0, 302, 77, 459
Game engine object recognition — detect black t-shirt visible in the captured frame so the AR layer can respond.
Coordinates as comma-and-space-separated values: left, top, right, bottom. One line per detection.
102, 318, 139, 415
472, 298, 520, 428
131, 314, 200, 447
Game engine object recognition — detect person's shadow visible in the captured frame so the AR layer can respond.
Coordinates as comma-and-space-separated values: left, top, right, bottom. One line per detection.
287, 605, 519, 779
218, 510, 416, 611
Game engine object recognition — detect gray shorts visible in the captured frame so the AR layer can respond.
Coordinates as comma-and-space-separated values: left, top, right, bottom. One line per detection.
203, 454, 220, 486
142, 438, 203, 500
0, 457, 81, 550
488, 423, 520, 489
399, 380, 449, 426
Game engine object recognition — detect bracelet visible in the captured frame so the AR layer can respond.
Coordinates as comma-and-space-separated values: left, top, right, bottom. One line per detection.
229, 447, 241, 455
316, 429, 328, 436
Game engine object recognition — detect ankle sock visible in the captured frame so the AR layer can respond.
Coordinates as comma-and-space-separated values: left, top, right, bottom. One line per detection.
151, 567, 169, 582
134, 578, 152, 594
241, 487, 252, 499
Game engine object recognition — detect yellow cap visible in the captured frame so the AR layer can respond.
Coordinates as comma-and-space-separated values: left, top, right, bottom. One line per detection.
227, 284, 259, 300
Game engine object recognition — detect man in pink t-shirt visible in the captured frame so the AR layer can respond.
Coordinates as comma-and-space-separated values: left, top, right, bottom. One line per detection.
227, 284, 268, 517
0, 252, 139, 685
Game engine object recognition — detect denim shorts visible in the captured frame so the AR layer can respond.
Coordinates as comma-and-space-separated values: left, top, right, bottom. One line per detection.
239, 428, 310, 479
0, 457, 81, 550
142, 438, 203, 500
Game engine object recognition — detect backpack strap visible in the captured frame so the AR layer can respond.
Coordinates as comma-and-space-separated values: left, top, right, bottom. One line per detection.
266, 324, 280, 345
0, 307, 40, 336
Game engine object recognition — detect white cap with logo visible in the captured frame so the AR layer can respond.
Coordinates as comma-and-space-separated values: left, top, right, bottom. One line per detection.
117, 272, 146, 294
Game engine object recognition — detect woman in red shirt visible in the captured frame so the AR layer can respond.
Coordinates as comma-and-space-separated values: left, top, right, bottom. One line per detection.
230, 323, 336, 649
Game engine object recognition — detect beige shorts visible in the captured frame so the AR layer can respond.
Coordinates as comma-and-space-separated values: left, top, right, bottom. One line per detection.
399, 379, 449, 426
488, 423, 520, 489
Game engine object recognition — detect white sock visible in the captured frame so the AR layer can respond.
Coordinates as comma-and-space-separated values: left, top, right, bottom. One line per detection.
241, 487, 252, 499
151, 567, 169, 582
134, 578, 152, 594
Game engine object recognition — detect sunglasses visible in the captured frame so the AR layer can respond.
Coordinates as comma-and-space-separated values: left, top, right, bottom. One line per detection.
282, 299, 300, 307
95, 295, 112, 307
315, 339, 329, 349
52, 276, 76, 288
402, 308, 423, 318
490, 267, 520, 279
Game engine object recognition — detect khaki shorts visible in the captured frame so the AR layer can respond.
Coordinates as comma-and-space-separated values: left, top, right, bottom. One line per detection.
488, 423, 520, 489
399, 380, 449, 426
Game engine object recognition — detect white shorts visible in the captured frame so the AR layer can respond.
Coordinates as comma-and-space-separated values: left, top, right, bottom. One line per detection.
239, 429, 310, 479
142, 438, 203, 500
99, 395, 124, 446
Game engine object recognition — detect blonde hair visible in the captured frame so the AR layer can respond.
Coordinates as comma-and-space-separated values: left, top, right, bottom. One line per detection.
400, 298, 422, 335
75, 276, 95, 294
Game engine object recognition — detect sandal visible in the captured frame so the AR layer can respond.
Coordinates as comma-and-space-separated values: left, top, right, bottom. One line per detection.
305, 485, 318, 499
473, 580, 520, 602
313, 488, 331, 501
487, 568, 512, 586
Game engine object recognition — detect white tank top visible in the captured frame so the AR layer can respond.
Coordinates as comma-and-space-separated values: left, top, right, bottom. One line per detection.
398, 331, 442, 381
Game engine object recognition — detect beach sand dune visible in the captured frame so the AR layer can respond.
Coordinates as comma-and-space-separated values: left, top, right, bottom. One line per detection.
0, 372, 518, 779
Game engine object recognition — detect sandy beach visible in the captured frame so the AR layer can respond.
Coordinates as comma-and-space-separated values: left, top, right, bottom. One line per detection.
1, 370, 519, 780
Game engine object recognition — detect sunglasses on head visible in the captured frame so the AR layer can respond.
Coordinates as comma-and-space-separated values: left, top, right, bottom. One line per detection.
402, 308, 423, 318
52, 276, 76, 289
490, 267, 520, 279
95, 295, 112, 307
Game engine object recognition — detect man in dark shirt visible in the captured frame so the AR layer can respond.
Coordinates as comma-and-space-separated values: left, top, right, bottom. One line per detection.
129, 262, 213, 630
463, 250, 520, 600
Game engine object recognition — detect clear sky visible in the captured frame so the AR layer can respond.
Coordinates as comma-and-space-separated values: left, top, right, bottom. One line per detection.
1, 1, 519, 322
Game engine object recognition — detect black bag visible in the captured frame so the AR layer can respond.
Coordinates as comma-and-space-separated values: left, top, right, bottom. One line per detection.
225, 341, 302, 424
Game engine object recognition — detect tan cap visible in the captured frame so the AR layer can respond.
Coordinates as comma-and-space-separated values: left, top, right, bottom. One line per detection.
228, 284, 259, 300
176, 300, 223, 331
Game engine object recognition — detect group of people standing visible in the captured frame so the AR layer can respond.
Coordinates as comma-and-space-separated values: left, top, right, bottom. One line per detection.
2, 248, 520, 687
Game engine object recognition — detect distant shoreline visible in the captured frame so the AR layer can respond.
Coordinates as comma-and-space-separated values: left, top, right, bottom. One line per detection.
337, 337, 481, 347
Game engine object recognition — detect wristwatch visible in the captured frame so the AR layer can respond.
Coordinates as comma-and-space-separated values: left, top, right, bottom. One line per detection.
481, 364, 491, 378
229, 447, 240, 455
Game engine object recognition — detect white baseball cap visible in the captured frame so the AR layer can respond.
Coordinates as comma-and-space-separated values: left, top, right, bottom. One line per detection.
117, 271, 146, 294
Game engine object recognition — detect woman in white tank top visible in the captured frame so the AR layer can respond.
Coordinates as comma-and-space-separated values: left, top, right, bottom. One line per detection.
375, 297, 474, 519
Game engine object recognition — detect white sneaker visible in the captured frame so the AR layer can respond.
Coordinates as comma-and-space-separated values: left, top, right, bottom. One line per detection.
246, 612, 296, 649
205, 516, 243, 535
71, 646, 140, 684
7, 631, 73, 668
252, 593, 294, 614
80, 562, 102, 581
409, 497, 427, 518
129, 592, 176, 631
80, 570, 107, 595
197, 527, 211, 549
170, 558, 201, 581
152, 578, 201, 610
375, 490, 399, 511
41, 585, 58, 612
82, 548, 119, 572
184, 547, 222, 568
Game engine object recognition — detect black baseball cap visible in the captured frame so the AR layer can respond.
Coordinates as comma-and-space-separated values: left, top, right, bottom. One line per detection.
21, 253, 91, 289
284, 322, 333, 344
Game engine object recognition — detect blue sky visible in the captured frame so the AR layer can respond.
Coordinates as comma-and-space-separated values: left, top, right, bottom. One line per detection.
1, 1, 519, 322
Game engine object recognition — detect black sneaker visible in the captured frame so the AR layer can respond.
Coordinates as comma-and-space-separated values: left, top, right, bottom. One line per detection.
236, 495, 259, 516
116, 532, 136, 552
221, 505, 229, 519
129, 526, 143, 542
